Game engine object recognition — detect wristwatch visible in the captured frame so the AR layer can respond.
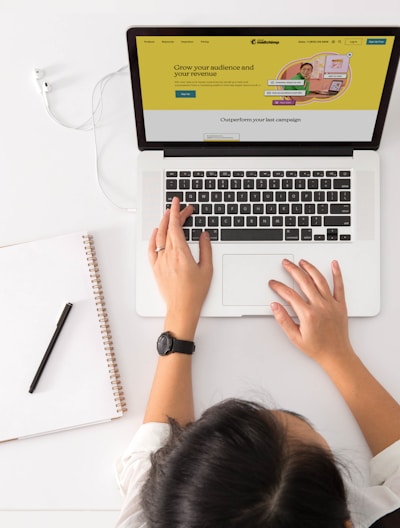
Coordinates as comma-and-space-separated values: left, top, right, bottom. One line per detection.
157, 331, 195, 356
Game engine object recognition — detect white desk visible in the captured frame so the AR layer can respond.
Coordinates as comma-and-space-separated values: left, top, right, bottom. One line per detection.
1, 3, 400, 526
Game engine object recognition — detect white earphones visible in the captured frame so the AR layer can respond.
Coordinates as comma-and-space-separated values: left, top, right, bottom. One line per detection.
34, 68, 51, 94
33, 67, 96, 131
32, 64, 136, 213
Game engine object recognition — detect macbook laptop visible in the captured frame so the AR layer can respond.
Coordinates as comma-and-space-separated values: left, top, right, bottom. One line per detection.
126, 26, 400, 317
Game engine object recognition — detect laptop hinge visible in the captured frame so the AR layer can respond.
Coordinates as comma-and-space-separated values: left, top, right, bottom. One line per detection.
163, 146, 354, 158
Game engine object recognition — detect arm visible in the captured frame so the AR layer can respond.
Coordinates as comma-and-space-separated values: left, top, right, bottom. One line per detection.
269, 258, 400, 456
143, 197, 213, 425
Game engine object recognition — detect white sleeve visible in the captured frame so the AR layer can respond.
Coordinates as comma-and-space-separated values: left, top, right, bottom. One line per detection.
370, 439, 400, 493
114, 422, 170, 528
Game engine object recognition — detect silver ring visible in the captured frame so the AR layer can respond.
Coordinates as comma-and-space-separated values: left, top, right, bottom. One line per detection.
155, 246, 166, 253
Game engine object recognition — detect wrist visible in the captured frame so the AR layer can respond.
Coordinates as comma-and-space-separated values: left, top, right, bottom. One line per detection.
164, 312, 199, 341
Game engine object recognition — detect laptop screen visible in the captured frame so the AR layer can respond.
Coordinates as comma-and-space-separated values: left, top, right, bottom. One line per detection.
127, 27, 400, 150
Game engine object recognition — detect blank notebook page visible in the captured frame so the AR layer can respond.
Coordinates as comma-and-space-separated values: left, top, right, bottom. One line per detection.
0, 232, 125, 442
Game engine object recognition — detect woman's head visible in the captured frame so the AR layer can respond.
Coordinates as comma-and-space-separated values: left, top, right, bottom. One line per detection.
141, 399, 350, 527
299, 62, 313, 78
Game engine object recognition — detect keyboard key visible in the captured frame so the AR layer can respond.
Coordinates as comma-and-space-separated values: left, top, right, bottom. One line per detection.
231, 179, 242, 190
166, 179, 177, 189
205, 179, 216, 189
330, 204, 351, 214
272, 216, 283, 226
221, 228, 283, 241
224, 191, 235, 202
301, 229, 313, 241
285, 229, 299, 241
289, 192, 300, 202
192, 229, 202, 241
260, 216, 270, 226
205, 229, 219, 240
246, 216, 258, 227
334, 179, 351, 189
269, 179, 280, 189
227, 204, 238, 214
166, 191, 183, 202
285, 216, 296, 226
211, 191, 223, 202
324, 216, 351, 226
221, 217, 232, 227
244, 179, 254, 189
192, 179, 203, 190
327, 228, 338, 241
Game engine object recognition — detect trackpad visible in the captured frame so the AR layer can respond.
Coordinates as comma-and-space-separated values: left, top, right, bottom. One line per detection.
223, 254, 294, 306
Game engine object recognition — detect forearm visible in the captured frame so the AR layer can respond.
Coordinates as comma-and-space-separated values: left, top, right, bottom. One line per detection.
320, 349, 400, 456
143, 353, 194, 425
143, 312, 198, 425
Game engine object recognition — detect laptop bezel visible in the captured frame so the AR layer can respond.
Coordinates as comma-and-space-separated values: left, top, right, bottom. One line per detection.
126, 26, 400, 154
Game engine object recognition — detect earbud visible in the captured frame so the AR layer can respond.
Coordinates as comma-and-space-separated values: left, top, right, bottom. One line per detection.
33, 68, 51, 94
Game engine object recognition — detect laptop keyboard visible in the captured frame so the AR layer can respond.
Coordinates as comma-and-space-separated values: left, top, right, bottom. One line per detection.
165, 169, 352, 242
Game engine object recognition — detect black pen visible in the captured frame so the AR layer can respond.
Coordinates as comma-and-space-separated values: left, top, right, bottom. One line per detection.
29, 302, 73, 394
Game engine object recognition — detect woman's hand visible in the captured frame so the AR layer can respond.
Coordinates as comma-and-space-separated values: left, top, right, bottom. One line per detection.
148, 197, 213, 340
269, 259, 354, 368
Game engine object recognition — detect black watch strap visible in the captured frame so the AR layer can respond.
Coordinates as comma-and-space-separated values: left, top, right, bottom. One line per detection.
157, 331, 195, 356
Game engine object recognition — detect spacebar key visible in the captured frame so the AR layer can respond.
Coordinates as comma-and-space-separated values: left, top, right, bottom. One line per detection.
221, 228, 283, 241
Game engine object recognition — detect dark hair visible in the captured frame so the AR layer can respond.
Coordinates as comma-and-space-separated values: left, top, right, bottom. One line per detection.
300, 62, 314, 69
141, 399, 350, 527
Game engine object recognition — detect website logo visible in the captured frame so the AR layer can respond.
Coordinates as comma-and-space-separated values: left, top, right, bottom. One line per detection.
251, 39, 280, 45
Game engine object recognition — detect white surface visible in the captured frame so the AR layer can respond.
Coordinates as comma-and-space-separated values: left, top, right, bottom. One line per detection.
0, 1, 399, 526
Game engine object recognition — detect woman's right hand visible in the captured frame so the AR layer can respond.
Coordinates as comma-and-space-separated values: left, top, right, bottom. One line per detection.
268, 259, 355, 368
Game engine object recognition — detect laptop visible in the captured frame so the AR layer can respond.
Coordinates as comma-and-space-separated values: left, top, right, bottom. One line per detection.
313, 79, 344, 95
126, 26, 400, 317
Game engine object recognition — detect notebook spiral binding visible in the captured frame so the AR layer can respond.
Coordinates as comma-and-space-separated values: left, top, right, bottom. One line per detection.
83, 234, 128, 414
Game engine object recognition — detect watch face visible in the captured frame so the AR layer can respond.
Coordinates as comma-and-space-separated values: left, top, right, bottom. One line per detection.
157, 332, 173, 356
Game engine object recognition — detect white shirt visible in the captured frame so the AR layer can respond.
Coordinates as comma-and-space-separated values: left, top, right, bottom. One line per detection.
115, 423, 400, 528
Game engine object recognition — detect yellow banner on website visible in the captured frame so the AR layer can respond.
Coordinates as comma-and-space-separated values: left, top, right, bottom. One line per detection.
137, 36, 394, 110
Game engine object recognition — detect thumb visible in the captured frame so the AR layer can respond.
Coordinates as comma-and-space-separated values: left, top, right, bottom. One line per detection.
271, 302, 301, 347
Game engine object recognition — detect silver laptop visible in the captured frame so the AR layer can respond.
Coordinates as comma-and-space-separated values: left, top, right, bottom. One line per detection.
126, 26, 400, 317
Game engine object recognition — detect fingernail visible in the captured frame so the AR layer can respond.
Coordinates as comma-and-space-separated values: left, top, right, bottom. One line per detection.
270, 302, 280, 313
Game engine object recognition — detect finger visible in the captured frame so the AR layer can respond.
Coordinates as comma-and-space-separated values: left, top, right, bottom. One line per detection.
270, 302, 302, 347
282, 259, 327, 302
167, 197, 190, 248
179, 204, 194, 226
331, 260, 347, 305
269, 278, 308, 314
148, 227, 158, 267
298, 259, 332, 299
156, 207, 170, 249
198, 231, 213, 275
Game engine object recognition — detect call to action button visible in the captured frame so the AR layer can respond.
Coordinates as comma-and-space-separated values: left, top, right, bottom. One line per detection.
367, 38, 387, 45
175, 90, 196, 98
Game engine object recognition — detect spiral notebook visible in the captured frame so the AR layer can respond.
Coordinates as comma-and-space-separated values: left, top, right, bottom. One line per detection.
0, 232, 126, 442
